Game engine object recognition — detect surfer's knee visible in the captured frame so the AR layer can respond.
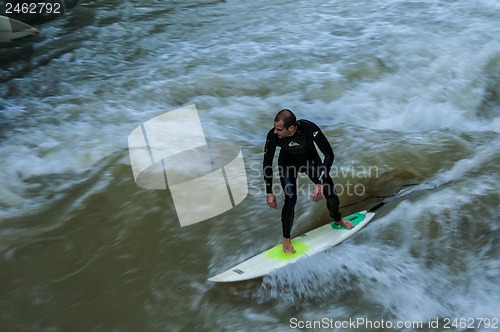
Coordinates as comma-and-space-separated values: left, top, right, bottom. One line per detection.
283, 191, 297, 205
322, 182, 338, 198
282, 182, 297, 203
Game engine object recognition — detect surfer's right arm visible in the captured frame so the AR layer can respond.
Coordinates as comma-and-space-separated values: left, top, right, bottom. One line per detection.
263, 129, 278, 208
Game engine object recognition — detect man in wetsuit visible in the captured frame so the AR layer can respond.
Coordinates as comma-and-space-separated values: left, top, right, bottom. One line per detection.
263, 109, 353, 254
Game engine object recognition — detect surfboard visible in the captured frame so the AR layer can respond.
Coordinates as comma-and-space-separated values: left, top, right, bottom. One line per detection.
0, 15, 39, 43
208, 210, 375, 282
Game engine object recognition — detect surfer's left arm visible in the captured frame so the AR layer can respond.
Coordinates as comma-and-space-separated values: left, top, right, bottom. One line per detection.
312, 126, 334, 180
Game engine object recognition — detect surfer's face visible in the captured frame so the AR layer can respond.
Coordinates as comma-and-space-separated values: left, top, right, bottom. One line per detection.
274, 120, 295, 139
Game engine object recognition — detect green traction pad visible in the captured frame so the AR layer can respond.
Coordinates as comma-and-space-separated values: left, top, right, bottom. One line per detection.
331, 212, 366, 229
265, 212, 366, 261
265, 240, 311, 261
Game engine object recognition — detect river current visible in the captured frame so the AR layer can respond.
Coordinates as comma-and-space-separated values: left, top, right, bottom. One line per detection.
1, 0, 499, 331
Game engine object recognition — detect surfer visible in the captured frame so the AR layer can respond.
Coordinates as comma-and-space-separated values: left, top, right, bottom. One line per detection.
263, 109, 354, 254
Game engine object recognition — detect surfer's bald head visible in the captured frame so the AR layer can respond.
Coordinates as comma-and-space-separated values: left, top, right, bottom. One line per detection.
274, 109, 297, 129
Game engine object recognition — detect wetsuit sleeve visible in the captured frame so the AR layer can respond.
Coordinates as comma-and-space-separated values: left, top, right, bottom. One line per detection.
263, 129, 277, 194
305, 121, 334, 182
314, 128, 334, 172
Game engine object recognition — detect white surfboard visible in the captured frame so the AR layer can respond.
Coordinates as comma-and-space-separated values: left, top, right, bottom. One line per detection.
0, 15, 39, 43
209, 210, 375, 282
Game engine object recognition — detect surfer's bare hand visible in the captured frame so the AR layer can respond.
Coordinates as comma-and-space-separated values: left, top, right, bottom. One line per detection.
266, 193, 277, 209
312, 184, 323, 202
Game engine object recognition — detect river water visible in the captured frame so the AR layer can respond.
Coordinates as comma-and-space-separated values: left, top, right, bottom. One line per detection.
1, 0, 499, 331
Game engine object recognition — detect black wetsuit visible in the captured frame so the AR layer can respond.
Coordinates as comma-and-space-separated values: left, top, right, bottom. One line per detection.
263, 119, 342, 238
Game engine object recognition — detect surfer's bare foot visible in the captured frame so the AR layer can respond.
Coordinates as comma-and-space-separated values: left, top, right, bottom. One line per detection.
282, 238, 296, 254
336, 219, 354, 229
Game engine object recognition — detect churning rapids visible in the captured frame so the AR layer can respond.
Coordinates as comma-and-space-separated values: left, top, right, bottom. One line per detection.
1, 0, 499, 331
